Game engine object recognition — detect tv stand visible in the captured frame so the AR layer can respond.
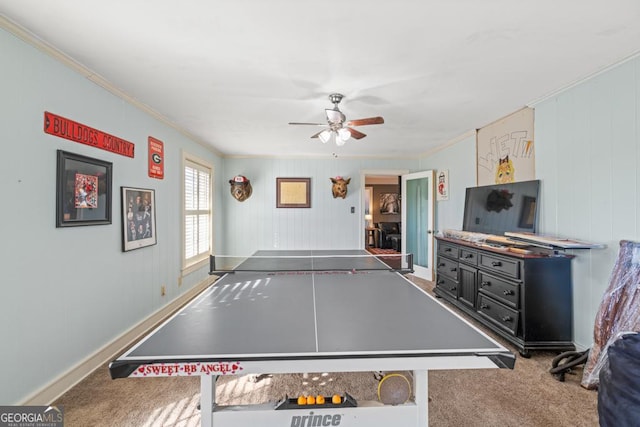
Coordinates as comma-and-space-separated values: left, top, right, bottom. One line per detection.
435, 236, 575, 357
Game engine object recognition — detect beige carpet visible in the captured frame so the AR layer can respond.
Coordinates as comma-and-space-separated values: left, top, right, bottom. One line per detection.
54, 278, 598, 426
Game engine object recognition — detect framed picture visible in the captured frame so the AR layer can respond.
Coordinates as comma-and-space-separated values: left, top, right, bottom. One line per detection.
518, 196, 537, 229
380, 193, 400, 215
56, 150, 112, 227
276, 178, 311, 208
436, 170, 449, 201
364, 187, 373, 215
121, 187, 157, 251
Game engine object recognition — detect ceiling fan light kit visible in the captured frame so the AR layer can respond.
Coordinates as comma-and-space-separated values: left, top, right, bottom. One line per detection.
289, 93, 384, 147
337, 128, 351, 144
318, 130, 331, 143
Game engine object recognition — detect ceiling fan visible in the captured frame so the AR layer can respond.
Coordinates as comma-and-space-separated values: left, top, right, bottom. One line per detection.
289, 93, 384, 146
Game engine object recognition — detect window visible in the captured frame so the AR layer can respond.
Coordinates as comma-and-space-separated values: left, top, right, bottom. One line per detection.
183, 154, 212, 271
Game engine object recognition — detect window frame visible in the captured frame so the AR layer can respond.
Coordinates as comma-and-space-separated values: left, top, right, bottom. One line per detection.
182, 152, 213, 275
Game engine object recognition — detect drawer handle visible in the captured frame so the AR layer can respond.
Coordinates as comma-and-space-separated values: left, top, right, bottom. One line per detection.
501, 315, 513, 322
444, 248, 452, 252
450, 267, 457, 272
449, 286, 457, 292
464, 254, 474, 259
437, 280, 444, 285
480, 303, 489, 309
438, 263, 445, 267
491, 261, 502, 267
503, 290, 514, 296
481, 281, 490, 287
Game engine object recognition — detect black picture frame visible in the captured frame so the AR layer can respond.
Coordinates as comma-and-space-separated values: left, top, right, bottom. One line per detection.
56, 150, 113, 227
518, 195, 537, 229
121, 186, 157, 251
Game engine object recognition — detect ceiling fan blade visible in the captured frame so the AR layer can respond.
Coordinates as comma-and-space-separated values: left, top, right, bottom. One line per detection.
289, 122, 326, 126
310, 130, 326, 138
346, 127, 366, 139
347, 116, 384, 126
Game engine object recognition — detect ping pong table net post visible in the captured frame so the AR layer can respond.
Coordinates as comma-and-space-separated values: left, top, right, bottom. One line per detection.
209, 253, 413, 275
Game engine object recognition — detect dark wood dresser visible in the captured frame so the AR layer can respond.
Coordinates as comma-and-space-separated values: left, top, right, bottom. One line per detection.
435, 236, 575, 357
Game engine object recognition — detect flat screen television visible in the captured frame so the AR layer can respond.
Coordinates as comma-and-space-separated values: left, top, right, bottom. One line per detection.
462, 179, 540, 236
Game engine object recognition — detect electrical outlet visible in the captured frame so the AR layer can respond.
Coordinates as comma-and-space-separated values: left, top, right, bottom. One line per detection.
161, 285, 166, 296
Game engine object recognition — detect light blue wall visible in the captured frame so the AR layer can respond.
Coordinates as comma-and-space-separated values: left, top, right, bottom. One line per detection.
220, 157, 418, 255
534, 56, 640, 347
0, 28, 222, 404
419, 135, 477, 234
419, 57, 640, 349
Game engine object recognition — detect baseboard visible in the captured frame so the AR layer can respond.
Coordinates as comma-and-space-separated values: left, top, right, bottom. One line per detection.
20, 275, 217, 405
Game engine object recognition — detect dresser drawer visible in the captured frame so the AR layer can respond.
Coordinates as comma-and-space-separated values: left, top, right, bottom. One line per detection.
435, 275, 459, 299
436, 256, 459, 280
478, 272, 520, 309
478, 253, 521, 279
438, 242, 459, 259
459, 248, 478, 266
477, 294, 519, 335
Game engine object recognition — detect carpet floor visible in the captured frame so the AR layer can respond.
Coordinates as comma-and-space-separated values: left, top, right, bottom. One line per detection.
54, 277, 598, 426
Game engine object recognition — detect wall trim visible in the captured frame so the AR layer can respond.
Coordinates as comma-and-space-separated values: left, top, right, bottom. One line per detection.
20, 275, 217, 405
418, 129, 476, 158
527, 50, 640, 106
0, 15, 221, 158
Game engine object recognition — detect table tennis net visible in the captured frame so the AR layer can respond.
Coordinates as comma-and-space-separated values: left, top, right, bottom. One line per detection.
209, 253, 413, 274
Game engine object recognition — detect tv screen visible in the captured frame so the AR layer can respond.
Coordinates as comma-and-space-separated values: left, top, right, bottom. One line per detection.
462, 180, 540, 236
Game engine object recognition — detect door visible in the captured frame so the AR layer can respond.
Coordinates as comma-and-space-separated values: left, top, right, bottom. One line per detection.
402, 171, 435, 281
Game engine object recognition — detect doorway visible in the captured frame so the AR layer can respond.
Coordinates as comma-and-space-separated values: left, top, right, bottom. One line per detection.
361, 169, 434, 280
361, 169, 407, 252
401, 170, 435, 281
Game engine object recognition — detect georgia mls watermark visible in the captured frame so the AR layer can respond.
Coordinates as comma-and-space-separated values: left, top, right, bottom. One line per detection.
0, 406, 63, 427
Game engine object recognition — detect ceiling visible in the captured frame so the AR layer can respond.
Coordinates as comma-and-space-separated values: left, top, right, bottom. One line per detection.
2, 1, 639, 159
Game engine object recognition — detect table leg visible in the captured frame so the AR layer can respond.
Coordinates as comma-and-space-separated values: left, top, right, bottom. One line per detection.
414, 370, 428, 425
200, 375, 216, 427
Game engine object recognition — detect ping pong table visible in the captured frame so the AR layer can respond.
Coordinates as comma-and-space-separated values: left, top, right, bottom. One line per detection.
110, 250, 514, 426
